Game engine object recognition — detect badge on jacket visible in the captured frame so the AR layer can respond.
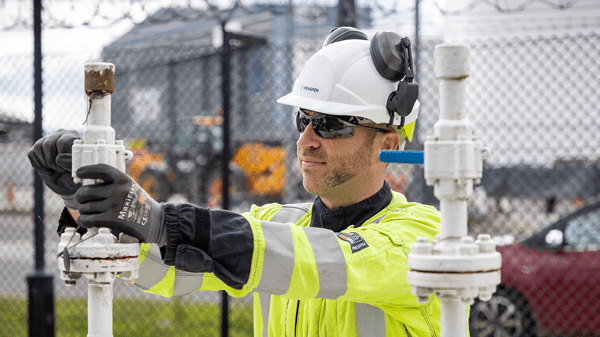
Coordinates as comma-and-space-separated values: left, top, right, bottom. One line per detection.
335, 232, 369, 253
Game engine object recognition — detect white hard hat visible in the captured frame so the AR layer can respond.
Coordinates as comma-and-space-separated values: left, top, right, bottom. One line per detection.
277, 37, 419, 141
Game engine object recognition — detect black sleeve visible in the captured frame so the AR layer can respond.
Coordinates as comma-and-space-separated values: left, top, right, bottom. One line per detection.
162, 203, 254, 290
57, 207, 86, 236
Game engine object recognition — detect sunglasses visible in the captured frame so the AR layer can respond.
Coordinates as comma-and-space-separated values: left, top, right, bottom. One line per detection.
296, 110, 390, 139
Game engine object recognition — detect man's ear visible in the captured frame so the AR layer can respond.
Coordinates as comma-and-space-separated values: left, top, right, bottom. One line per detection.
381, 132, 401, 151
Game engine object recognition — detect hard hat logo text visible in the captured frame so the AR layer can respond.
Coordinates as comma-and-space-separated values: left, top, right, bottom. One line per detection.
300, 85, 319, 93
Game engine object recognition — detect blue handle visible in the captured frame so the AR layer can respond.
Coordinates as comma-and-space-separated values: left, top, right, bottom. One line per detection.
379, 150, 424, 164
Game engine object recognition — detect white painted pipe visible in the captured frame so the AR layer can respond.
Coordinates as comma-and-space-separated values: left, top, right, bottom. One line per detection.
69, 62, 134, 337
411, 44, 498, 337
84, 63, 116, 337
88, 281, 113, 337
441, 299, 468, 337
440, 200, 468, 238
435, 45, 471, 337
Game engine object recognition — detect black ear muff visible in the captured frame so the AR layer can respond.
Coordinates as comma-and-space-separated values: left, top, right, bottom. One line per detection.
371, 31, 406, 82
370, 31, 419, 124
322, 27, 368, 48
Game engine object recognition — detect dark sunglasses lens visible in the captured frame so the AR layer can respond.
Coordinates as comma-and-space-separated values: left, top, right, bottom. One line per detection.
296, 111, 309, 133
296, 111, 354, 139
317, 119, 354, 138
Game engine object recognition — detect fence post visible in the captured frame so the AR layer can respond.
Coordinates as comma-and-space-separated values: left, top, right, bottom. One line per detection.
27, 0, 56, 335
220, 23, 231, 337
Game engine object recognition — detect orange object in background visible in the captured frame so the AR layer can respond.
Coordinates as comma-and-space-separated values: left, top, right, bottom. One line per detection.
6, 181, 14, 203
385, 173, 406, 194
573, 196, 583, 208
126, 138, 164, 183
232, 143, 286, 196
126, 138, 287, 205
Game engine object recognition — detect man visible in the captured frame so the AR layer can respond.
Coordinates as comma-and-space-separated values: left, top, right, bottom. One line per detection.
29, 28, 441, 336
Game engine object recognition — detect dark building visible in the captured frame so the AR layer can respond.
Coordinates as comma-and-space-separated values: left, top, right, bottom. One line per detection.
100, 5, 372, 205
101, 5, 372, 150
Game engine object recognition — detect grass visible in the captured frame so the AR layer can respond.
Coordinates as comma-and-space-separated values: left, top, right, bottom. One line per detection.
1, 295, 253, 336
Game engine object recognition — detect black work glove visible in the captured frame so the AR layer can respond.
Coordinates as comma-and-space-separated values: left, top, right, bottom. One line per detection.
75, 164, 167, 245
28, 129, 81, 209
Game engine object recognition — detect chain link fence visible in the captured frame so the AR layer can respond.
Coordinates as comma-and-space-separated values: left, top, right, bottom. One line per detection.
1, 3, 599, 336
414, 31, 600, 337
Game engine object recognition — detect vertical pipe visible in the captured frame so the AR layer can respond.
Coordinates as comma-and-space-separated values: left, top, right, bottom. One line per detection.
440, 199, 468, 238
28, 0, 55, 336
88, 282, 113, 337
439, 80, 467, 121
434, 44, 471, 337
441, 299, 468, 337
79, 63, 118, 337
220, 23, 230, 337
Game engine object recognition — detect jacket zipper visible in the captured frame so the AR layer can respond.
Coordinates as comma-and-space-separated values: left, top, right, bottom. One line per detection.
294, 300, 300, 336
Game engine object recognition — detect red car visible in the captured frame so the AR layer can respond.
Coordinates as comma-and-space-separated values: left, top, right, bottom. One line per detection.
469, 201, 600, 337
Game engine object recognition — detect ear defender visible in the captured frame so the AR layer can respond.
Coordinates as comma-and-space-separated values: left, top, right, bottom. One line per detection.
321, 28, 419, 129
370, 31, 419, 126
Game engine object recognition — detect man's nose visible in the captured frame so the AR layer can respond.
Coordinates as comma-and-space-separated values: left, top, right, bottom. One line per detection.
297, 121, 321, 149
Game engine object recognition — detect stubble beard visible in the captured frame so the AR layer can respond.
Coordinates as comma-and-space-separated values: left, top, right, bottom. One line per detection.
301, 138, 375, 196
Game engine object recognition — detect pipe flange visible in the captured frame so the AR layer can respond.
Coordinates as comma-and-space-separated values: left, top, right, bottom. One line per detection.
407, 234, 501, 303
58, 227, 140, 285
408, 235, 501, 272
408, 270, 500, 304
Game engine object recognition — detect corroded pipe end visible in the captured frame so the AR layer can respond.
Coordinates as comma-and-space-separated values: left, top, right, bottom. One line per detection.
434, 45, 470, 79
85, 62, 115, 93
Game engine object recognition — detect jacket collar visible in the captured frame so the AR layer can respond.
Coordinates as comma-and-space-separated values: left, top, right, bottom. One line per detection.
310, 181, 392, 232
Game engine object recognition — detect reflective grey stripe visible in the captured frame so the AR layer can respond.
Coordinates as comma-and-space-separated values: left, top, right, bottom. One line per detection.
254, 203, 309, 295
303, 227, 348, 299
135, 243, 169, 291
172, 270, 203, 296
134, 244, 203, 296
355, 303, 386, 337
270, 203, 311, 223
259, 292, 271, 337
255, 221, 295, 295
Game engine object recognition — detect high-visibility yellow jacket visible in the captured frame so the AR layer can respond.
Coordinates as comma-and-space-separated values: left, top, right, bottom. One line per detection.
135, 182, 442, 336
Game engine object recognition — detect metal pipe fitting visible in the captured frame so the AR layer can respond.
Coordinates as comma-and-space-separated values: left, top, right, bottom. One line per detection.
59, 62, 138, 337
407, 45, 501, 337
